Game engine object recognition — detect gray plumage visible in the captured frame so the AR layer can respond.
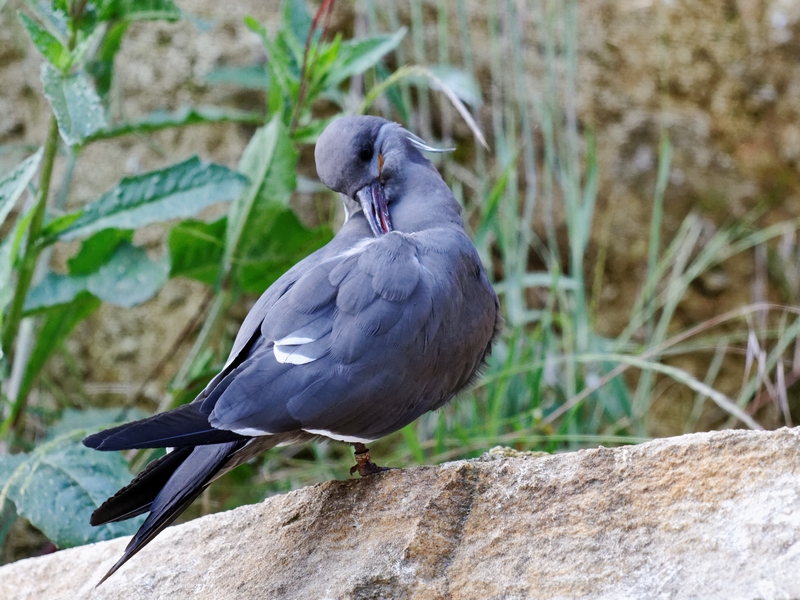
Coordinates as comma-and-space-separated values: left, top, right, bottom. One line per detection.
83, 115, 502, 583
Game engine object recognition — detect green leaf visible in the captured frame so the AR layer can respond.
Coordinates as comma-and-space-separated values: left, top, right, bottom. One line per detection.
17, 293, 101, 403
0, 243, 14, 340
43, 156, 247, 242
290, 115, 337, 145
86, 21, 129, 100
98, 0, 181, 21
281, 0, 312, 46
85, 106, 263, 143
41, 64, 108, 146
325, 28, 407, 88
247, 16, 299, 90
168, 218, 226, 285
204, 66, 269, 90
237, 207, 332, 294
24, 2, 68, 43
0, 147, 43, 228
225, 117, 297, 271
87, 243, 169, 307
0, 206, 36, 333
24, 242, 169, 312
18, 12, 68, 69
0, 439, 142, 549
67, 228, 133, 275
23, 273, 88, 312
375, 63, 410, 122
0, 454, 25, 488
64, 22, 108, 73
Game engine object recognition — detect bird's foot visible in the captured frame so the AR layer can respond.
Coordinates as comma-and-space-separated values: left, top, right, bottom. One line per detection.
350, 443, 390, 477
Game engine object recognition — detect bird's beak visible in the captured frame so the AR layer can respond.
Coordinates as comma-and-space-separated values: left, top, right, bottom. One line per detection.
356, 180, 393, 237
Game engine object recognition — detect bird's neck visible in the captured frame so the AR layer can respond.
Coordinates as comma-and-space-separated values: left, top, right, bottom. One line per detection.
387, 162, 464, 234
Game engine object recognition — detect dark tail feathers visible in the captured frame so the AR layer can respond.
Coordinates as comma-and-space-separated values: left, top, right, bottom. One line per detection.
83, 403, 245, 451
96, 440, 245, 586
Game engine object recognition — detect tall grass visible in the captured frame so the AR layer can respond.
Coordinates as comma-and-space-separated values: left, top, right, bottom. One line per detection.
344, 0, 800, 472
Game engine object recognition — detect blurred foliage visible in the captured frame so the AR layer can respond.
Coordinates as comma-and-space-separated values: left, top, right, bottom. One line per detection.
2, 0, 799, 565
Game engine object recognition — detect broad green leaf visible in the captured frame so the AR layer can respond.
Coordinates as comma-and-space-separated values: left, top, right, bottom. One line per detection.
0, 454, 25, 547
237, 207, 332, 294
17, 293, 101, 403
226, 117, 297, 271
18, 12, 68, 69
0, 440, 142, 548
168, 218, 226, 285
0, 485, 19, 549
204, 66, 269, 90
67, 228, 133, 275
23, 273, 88, 312
326, 28, 407, 88
85, 106, 262, 143
0, 454, 25, 488
24, 242, 169, 312
88, 243, 169, 307
43, 156, 247, 242
0, 147, 43, 228
0, 455, 24, 544
98, 0, 180, 21
41, 64, 108, 146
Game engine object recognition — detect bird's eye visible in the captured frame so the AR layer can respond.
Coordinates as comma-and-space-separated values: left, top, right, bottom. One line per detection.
358, 144, 373, 162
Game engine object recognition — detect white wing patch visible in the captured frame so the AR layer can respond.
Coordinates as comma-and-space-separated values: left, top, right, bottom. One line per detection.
231, 426, 274, 436
303, 428, 376, 443
334, 237, 377, 260
274, 334, 318, 365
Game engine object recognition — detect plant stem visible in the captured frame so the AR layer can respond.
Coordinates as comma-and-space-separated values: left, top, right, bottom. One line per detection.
0, 115, 60, 438
290, 0, 336, 133
1, 116, 59, 357
164, 289, 231, 413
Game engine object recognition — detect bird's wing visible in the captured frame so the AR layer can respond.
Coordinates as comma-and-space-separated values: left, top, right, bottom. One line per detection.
198, 243, 336, 397
203, 228, 496, 441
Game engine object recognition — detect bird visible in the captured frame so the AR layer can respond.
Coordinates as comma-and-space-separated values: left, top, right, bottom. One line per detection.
83, 115, 502, 584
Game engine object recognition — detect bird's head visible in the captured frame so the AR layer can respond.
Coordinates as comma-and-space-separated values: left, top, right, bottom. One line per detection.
315, 115, 451, 238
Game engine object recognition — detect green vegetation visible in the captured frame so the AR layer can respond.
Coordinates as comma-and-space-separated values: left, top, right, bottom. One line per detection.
1, 0, 798, 562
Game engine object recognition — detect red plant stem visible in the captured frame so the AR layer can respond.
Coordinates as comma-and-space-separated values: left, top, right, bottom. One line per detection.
290, 0, 337, 133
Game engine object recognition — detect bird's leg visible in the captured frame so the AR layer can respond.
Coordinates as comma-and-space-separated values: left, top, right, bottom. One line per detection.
350, 442, 389, 476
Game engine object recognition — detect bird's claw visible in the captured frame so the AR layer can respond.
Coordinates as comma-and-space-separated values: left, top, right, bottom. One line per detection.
350, 443, 391, 477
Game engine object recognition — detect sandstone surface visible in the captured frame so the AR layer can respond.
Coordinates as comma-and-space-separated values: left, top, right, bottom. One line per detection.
1, 428, 799, 599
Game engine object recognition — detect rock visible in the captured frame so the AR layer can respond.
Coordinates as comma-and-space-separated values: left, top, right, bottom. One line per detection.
2, 428, 799, 599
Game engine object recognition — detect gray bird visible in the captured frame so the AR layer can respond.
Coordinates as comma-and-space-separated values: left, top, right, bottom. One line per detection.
83, 115, 501, 583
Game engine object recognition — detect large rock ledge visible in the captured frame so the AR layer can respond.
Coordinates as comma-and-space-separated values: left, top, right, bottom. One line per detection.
2, 429, 799, 599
